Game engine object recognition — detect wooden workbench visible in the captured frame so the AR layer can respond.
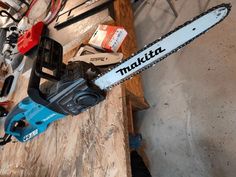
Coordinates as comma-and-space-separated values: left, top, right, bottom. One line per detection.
0, 0, 148, 176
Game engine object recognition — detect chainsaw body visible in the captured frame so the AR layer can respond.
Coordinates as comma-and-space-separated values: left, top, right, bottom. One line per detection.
4, 37, 105, 142
4, 97, 65, 142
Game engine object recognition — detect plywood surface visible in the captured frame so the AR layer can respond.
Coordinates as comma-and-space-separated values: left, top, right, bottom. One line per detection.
0, 85, 129, 177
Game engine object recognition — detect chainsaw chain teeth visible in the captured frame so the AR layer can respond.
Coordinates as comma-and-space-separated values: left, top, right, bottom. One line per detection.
93, 3, 231, 91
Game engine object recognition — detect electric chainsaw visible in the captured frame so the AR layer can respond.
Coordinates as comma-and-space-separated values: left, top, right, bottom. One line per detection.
0, 3, 231, 145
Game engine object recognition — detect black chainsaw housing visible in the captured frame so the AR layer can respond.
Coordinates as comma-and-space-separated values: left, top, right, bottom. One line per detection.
28, 37, 106, 116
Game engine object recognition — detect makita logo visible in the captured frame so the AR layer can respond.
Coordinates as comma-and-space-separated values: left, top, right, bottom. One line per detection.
115, 47, 166, 76
91, 57, 105, 61
41, 113, 57, 122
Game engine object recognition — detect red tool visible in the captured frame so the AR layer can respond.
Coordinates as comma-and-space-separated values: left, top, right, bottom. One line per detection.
17, 22, 45, 55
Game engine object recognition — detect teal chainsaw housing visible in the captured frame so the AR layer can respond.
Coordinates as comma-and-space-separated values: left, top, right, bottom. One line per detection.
3, 37, 105, 143
4, 97, 65, 142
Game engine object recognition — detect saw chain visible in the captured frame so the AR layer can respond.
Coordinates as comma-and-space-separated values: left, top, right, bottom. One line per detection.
93, 3, 231, 90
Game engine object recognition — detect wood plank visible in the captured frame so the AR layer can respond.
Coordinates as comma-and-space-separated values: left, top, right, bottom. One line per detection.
0, 86, 130, 177
126, 97, 134, 134
113, 0, 149, 110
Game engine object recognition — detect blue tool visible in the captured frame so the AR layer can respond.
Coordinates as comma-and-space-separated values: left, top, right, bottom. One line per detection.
4, 97, 65, 142
1, 37, 105, 143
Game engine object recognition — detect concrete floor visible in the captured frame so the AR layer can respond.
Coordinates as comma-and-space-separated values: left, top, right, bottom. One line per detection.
133, 0, 236, 177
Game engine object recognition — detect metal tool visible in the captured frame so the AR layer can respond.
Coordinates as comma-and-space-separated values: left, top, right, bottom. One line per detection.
0, 0, 29, 22
0, 10, 21, 23
70, 52, 123, 66
1, 3, 231, 145
54, 0, 114, 29
1, 0, 29, 12
0, 25, 25, 103
70, 45, 123, 66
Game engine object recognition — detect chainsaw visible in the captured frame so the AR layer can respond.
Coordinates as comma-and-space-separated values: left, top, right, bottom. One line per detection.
0, 3, 231, 145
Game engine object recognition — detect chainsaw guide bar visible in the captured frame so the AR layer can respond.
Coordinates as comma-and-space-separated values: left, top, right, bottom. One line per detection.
93, 3, 231, 90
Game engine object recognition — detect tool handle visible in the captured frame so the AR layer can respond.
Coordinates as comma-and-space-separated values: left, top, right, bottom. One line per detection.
28, 36, 64, 106
4, 97, 37, 140
0, 10, 20, 22
4, 97, 65, 142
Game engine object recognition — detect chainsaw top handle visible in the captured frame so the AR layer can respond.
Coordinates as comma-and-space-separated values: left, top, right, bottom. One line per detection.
27, 36, 64, 107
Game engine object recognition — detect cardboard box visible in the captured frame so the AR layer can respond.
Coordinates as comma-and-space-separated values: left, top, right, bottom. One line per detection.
89, 25, 127, 52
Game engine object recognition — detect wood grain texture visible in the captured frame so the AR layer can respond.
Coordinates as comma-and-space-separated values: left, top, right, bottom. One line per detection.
0, 86, 130, 177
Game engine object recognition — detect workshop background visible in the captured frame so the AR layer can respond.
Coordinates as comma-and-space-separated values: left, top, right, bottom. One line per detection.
134, 0, 236, 177
0, 0, 235, 177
